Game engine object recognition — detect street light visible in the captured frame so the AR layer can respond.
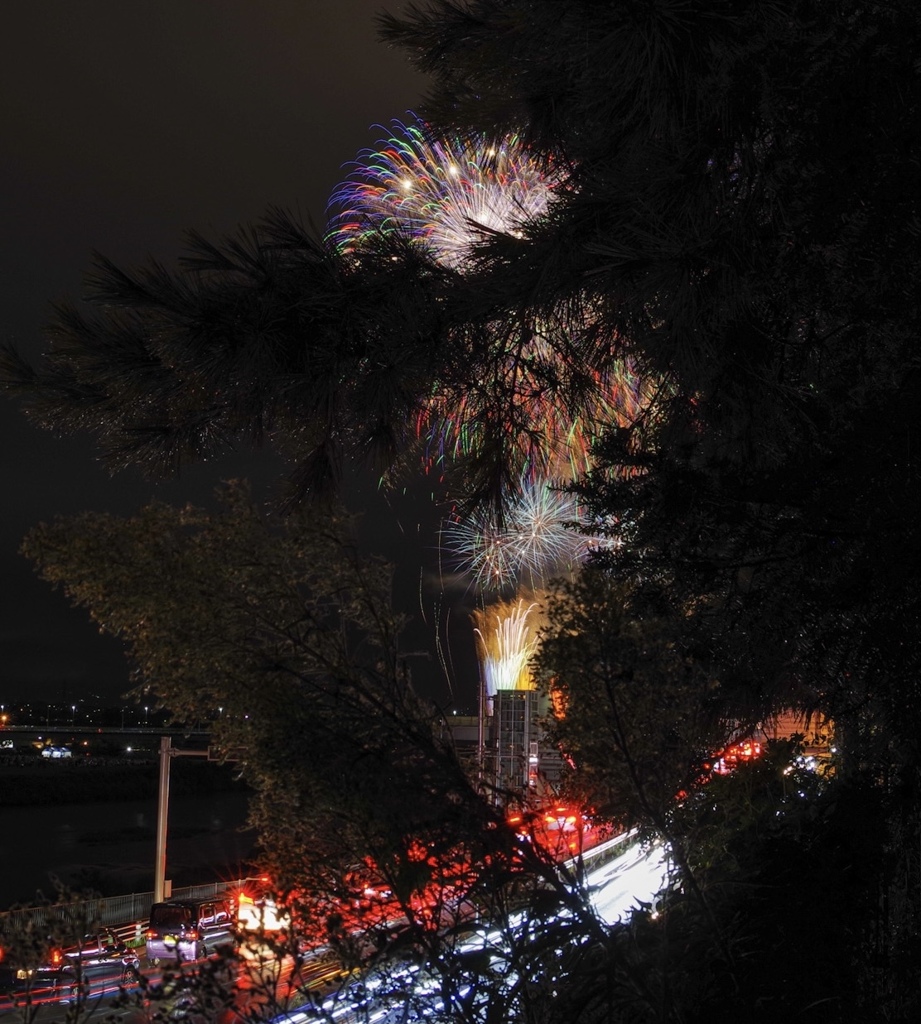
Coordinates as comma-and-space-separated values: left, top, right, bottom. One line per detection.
71, 704, 76, 726
144, 705, 149, 727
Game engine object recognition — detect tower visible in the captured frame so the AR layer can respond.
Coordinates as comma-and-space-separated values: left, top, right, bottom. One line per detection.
473, 599, 561, 802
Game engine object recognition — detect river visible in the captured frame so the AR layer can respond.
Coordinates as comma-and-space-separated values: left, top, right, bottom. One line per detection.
0, 790, 255, 910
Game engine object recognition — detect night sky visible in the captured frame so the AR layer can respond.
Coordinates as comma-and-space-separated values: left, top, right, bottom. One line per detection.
0, 2, 474, 708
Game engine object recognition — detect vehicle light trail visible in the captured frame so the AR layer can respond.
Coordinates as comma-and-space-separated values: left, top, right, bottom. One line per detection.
584, 840, 669, 925
269, 837, 671, 1023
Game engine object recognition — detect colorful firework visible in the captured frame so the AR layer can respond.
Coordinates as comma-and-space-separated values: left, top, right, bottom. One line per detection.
443, 479, 591, 592
472, 598, 542, 696
328, 115, 652, 488
329, 114, 650, 733
327, 117, 557, 269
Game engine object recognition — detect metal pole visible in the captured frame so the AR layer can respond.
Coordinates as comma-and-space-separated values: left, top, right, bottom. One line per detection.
154, 741, 215, 904
477, 669, 485, 788
154, 736, 172, 904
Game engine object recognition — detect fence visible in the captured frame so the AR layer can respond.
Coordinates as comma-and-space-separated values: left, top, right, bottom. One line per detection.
0, 878, 244, 945
0, 834, 640, 950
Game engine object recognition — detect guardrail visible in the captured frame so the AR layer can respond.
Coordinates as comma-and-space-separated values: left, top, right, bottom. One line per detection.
574, 828, 639, 871
0, 833, 641, 951
0, 879, 242, 945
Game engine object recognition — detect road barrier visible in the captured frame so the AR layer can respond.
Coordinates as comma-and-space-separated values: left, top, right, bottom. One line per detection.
0, 878, 242, 945
0, 833, 641, 953
573, 828, 639, 872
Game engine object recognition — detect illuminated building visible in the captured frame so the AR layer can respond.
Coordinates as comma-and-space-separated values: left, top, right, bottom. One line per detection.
465, 599, 562, 800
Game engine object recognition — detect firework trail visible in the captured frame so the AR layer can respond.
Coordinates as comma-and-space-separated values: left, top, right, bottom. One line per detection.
472, 598, 542, 697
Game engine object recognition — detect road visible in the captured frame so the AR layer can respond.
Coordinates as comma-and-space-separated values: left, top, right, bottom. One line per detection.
587, 840, 669, 924
0, 944, 341, 1023
0, 839, 669, 1023
273, 838, 671, 1024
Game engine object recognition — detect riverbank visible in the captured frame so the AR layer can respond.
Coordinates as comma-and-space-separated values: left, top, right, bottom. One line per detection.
0, 788, 256, 909
0, 752, 258, 908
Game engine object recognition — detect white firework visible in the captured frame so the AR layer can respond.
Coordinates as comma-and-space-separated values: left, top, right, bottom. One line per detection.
443, 480, 591, 592
510, 482, 589, 579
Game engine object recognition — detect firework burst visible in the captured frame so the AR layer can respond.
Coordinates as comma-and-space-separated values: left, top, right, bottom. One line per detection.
443, 480, 592, 592
424, 327, 650, 484
327, 117, 557, 269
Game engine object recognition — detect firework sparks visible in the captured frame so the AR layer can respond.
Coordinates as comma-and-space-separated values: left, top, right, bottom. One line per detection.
329, 112, 651, 726
473, 598, 542, 696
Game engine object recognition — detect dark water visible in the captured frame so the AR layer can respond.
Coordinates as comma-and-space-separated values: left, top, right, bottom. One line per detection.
0, 791, 255, 909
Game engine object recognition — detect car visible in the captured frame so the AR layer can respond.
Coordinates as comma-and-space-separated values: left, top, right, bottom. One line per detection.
1, 933, 138, 1007
56, 930, 141, 999
146, 897, 234, 965
0, 960, 65, 1007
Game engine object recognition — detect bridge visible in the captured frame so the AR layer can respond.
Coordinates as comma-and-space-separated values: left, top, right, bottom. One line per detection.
1, 723, 210, 737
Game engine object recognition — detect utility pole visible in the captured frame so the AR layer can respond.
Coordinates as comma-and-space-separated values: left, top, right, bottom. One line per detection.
477, 666, 486, 789
154, 737, 210, 904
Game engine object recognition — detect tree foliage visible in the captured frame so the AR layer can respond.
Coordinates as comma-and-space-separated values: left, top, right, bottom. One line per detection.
378, 0, 921, 747
23, 483, 493, 919
536, 570, 722, 835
